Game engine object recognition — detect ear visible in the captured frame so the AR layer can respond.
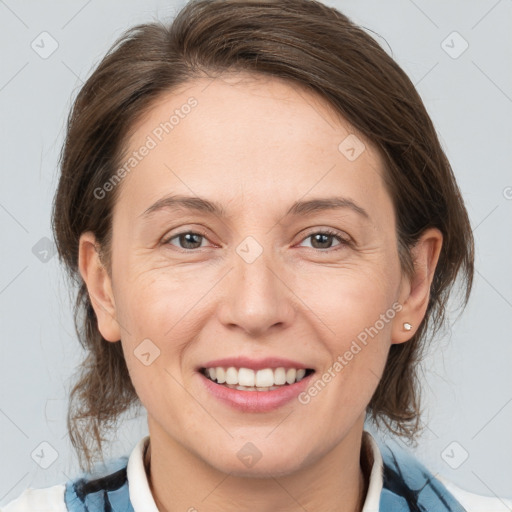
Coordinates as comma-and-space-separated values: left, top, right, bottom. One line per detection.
392, 227, 443, 344
78, 231, 121, 342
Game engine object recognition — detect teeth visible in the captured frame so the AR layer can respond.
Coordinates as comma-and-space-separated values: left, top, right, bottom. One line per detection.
255, 368, 274, 387
203, 366, 311, 388
216, 367, 226, 384
231, 384, 281, 391
235, 385, 257, 391
238, 367, 255, 387
274, 367, 286, 385
286, 368, 296, 384
296, 369, 306, 381
225, 367, 238, 385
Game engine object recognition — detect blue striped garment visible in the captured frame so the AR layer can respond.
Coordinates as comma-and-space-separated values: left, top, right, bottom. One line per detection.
64, 443, 467, 511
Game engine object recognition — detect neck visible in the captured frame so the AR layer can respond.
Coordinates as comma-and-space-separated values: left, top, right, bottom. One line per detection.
144, 418, 371, 512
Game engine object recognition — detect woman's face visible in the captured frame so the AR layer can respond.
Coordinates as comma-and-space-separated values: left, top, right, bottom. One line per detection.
82, 73, 434, 476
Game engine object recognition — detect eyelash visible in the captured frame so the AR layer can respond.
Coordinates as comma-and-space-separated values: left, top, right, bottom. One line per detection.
163, 228, 350, 252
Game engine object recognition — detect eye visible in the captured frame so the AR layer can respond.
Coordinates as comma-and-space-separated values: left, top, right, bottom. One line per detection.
163, 229, 349, 252
298, 229, 349, 250
164, 231, 210, 250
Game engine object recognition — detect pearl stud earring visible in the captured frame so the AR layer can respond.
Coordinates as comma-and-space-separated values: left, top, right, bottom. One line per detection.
403, 322, 412, 331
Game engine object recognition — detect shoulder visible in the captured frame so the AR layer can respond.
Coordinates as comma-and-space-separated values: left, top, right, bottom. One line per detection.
0, 484, 67, 512
2, 435, 152, 512
377, 438, 512, 512
0, 455, 131, 512
64, 457, 131, 511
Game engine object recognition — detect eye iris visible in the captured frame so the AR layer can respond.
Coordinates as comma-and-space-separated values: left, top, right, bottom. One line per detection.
179, 233, 203, 249
311, 233, 334, 249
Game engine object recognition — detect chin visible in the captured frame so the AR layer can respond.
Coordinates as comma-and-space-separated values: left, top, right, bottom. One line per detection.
213, 458, 307, 479
201, 441, 313, 479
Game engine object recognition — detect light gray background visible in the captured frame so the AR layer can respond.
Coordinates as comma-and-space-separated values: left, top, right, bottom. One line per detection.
1, 0, 511, 506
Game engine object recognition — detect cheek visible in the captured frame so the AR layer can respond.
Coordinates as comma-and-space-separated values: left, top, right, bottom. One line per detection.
114, 266, 216, 377
115, 265, 197, 335
114, 272, 196, 416
292, 266, 397, 400
295, 263, 398, 337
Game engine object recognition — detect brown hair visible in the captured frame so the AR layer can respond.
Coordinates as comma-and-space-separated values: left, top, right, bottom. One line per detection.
52, 0, 474, 472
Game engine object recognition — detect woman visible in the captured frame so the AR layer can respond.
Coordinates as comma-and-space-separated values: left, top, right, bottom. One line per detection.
2, 0, 510, 510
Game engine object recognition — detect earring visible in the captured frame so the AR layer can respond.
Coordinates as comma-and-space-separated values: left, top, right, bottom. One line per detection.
403, 322, 412, 331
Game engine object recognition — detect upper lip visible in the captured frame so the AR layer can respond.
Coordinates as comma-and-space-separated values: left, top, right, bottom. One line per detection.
199, 356, 314, 372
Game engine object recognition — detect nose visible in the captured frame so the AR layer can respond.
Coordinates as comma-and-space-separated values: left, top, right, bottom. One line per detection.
217, 246, 296, 337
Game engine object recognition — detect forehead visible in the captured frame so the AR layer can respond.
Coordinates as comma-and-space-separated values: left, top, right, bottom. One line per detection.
114, 72, 390, 220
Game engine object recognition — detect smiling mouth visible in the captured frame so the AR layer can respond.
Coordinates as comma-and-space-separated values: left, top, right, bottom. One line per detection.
200, 366, 315, 391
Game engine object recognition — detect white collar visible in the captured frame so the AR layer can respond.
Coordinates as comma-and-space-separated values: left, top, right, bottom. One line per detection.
126, 435, 159, 512
360, 431, 384, 512
127, 431, 384, 511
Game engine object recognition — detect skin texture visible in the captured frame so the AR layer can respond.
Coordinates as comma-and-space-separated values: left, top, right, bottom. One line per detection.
78, 73, 443, 512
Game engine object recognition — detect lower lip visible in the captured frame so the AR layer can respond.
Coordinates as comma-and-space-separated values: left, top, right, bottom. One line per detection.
198, 371, 314, 412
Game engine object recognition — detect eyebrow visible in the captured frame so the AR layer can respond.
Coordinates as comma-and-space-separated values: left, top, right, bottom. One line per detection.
140, 194, 370, 220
